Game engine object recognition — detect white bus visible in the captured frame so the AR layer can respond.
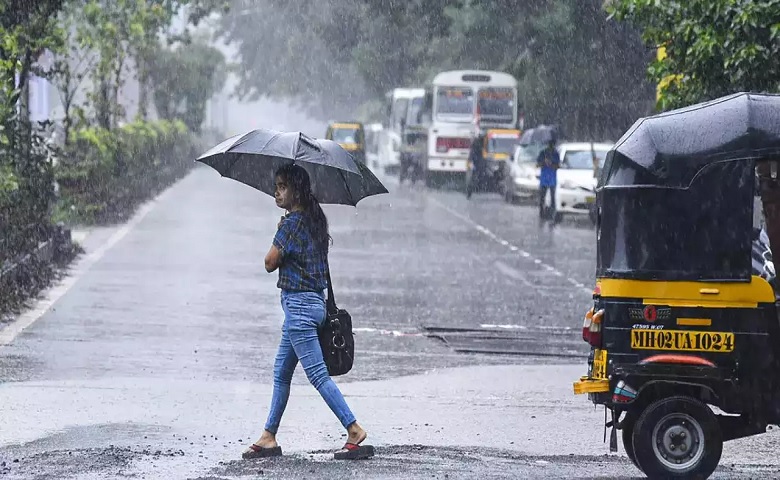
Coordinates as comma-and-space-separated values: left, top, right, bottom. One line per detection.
379, 88, 425, 174
425, 70, 519, 185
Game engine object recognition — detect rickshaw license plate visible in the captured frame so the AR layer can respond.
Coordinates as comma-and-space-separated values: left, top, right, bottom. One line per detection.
630, 329, 735, 352
586, 196, 595, 203
592, 349, 607, 379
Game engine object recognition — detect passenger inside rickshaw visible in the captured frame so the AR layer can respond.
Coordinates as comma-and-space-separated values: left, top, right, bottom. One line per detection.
752, 226, 778, 296
752, 187, 779, 300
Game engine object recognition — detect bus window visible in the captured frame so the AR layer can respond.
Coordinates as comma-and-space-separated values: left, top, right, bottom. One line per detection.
478, 88, 515, 124
436, 87, 474, 120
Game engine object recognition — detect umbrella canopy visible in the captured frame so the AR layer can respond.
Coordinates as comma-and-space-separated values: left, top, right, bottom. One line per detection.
608, 92, 780, 187
196, 129, 388, 206
518, 124, 560, 146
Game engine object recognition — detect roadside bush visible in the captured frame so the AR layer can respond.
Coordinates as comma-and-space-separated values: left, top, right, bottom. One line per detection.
0, 166, 20, 265
54, 119, 198, 224
0, 125, 58, 266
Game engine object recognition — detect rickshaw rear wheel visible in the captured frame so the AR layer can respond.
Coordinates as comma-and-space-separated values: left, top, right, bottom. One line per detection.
633, 396, 722, 479
621, 414, 639, 470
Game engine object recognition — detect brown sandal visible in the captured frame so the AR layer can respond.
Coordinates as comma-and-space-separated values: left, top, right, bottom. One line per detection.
334, 442, 375, 460
242, 444, 282, 459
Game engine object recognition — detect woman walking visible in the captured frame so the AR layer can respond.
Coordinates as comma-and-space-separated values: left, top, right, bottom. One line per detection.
242, 164, 371, 460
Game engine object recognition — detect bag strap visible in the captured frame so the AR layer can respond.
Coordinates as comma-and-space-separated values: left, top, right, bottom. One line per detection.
325, 257, 337, 314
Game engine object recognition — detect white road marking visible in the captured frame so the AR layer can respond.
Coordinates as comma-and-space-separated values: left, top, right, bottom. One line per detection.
0, 185, 176, 346
480, 324, 574, 331
352, 327, 424, 337
480, 323, 527, 330
494, 261, 534, 288
430, 198, 592, 295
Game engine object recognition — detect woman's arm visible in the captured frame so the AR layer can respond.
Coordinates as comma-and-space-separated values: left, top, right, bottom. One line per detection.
267, 215, 291, 272
265, 244, 283, 272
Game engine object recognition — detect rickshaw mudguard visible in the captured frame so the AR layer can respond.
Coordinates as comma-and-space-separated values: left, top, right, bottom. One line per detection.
607, 367, 726, 407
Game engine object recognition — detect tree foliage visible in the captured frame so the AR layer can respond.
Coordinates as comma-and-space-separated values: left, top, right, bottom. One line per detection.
149, 38, 226, 132
608, 0, 780, 111
0, 0, 64, 263
75, 0, 183, 129
218, 0, 654, 140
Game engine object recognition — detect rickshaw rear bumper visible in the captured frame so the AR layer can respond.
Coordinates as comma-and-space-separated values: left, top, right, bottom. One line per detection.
573, 376, 610, 395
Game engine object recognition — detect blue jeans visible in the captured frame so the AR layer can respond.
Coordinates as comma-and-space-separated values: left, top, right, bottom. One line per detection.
264, 290, 357, 434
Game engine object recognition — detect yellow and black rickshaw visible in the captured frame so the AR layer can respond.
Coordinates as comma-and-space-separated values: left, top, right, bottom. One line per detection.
573, 92, 780, 479
325, 122, 366, 164
466, 128, 521, 194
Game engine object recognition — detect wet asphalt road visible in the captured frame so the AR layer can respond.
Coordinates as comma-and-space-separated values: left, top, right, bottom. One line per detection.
1, 165, 779, 479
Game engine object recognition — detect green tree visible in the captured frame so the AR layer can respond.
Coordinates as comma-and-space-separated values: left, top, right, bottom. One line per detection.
75, 0, 188, 128
0, 0, 64, 262
48, 4, 97, 147
608, 0, 780, 111
218, 0, 653, 139
149, 38, 226, 132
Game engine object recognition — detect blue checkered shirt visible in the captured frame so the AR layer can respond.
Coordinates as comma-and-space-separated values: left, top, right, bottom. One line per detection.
273, 212, 329, 292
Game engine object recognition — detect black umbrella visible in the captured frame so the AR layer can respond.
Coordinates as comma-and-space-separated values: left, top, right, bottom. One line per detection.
196, 129, 388, 206
518, 124, 560, 146
607, 92, 780, 186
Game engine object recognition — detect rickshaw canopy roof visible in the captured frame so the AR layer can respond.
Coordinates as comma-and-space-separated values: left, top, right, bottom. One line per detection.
602, 92, 780, 189
329, 122, 363, 130
486, 128, 520, 138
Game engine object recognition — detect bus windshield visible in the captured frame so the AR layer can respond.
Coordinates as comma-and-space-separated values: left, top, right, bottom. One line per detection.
406, 97, 425, 127
478, 88, 515, 124
436, 87, 474, 121
392, 98, 409, 130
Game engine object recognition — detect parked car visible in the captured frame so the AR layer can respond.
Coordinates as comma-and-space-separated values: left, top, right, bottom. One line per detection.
556, 142, 612, 223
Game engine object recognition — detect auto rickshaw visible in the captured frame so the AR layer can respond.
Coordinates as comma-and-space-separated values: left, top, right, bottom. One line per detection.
466, 128, 521, 195
325, 122, 366, 163
573, 92, 780, 479
483, 128, 520, 192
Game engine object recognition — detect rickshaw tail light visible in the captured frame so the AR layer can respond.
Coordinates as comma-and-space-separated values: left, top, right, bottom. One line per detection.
584, 324, 602, 347
582, 311, 603, 347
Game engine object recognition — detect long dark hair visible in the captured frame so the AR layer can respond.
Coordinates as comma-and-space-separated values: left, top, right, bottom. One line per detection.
275, 164, 331, 252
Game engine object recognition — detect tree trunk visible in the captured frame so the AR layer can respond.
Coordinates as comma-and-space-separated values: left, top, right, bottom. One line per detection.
112, 57, 124, 129
96, 79, 111, 129
137, 55, 149, 120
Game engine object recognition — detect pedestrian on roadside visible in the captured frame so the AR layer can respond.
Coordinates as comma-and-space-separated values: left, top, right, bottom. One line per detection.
536, 139, 560, 220
243, 163, 371, 461
466, 134, 486, 199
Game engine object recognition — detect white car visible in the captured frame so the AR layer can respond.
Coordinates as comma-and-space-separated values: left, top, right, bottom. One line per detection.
504, 143, 545, 202
556, 142, 612, 223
